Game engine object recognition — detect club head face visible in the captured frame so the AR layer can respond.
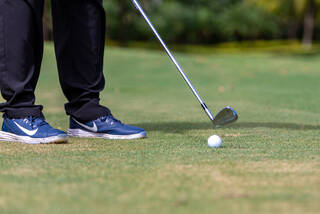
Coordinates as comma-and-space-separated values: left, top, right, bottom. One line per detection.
212, 106, 238, 128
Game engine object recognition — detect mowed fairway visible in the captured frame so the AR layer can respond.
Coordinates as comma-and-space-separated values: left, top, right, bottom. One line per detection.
0, 43, 320, 214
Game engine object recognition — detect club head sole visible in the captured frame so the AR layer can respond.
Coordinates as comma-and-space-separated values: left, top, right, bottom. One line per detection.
212, 106, 238, 128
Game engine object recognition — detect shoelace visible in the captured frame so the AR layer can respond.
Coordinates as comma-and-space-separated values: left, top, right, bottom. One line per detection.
21, 116, 48, 129
100, 115, 122, 125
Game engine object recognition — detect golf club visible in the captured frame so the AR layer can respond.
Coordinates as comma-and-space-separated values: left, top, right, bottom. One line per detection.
131, 0, 238, 128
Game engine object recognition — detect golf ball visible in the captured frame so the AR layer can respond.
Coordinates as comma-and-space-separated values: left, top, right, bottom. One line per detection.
208, 135, 222, 148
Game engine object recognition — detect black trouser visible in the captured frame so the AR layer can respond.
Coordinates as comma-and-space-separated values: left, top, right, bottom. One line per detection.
0, 0, 110, 122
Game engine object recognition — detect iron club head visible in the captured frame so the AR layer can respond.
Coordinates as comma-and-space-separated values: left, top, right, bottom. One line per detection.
212, 106, 238, 128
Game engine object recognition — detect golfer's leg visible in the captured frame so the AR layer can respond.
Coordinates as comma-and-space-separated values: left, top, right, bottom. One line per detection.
0, 0, 44, 118
52, 0, 110, 122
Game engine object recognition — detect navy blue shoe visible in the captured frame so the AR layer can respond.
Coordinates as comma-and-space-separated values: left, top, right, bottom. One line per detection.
0, 115, 68, 144
68, 115, 147, 140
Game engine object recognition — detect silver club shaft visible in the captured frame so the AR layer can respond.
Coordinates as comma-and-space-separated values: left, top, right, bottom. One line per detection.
132, 0, 215, 121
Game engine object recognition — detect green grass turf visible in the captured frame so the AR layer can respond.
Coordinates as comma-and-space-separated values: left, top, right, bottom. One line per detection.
0, 43, 320, 214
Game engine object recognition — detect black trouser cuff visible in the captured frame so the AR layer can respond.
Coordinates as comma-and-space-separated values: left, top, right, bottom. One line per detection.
4, 106, 44, 119
65, 100, 111, 123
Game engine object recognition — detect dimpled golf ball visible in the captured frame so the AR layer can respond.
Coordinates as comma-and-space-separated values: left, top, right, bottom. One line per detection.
208, 135, 222, 148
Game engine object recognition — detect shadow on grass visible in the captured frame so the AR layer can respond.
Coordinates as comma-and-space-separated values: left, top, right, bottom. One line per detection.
231, 122, 320, 130
133, 122, 320, 133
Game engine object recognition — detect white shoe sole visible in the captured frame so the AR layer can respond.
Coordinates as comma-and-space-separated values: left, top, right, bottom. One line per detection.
0, 131, 68, 144
68, 129, 147, 140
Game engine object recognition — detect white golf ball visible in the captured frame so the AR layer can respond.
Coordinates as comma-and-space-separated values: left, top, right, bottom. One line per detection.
208, 135, 222, 148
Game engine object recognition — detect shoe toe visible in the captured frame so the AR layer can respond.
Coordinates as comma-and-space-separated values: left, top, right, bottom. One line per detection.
46, 129, 67, 137
108, 124, 146, 136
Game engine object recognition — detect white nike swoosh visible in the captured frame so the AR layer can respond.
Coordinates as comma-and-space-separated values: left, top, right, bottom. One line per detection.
73, 118, 98, 132
14, 122, 38, 136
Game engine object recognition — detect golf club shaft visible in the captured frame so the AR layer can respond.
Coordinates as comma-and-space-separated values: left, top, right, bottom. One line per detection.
132, 0, 214, 121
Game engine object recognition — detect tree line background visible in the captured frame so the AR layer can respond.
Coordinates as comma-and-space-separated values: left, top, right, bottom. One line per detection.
43, 0, 320, 47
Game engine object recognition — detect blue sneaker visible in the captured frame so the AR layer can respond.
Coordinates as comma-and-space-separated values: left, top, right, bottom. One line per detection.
68, 115, 147, 140
0, 115, 68, 144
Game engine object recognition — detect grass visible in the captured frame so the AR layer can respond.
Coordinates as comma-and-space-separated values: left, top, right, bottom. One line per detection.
0, 43, 320, 214
110, 39, 320, 55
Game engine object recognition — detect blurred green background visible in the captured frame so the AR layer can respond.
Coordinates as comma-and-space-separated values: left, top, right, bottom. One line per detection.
43, 0, 320, 48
